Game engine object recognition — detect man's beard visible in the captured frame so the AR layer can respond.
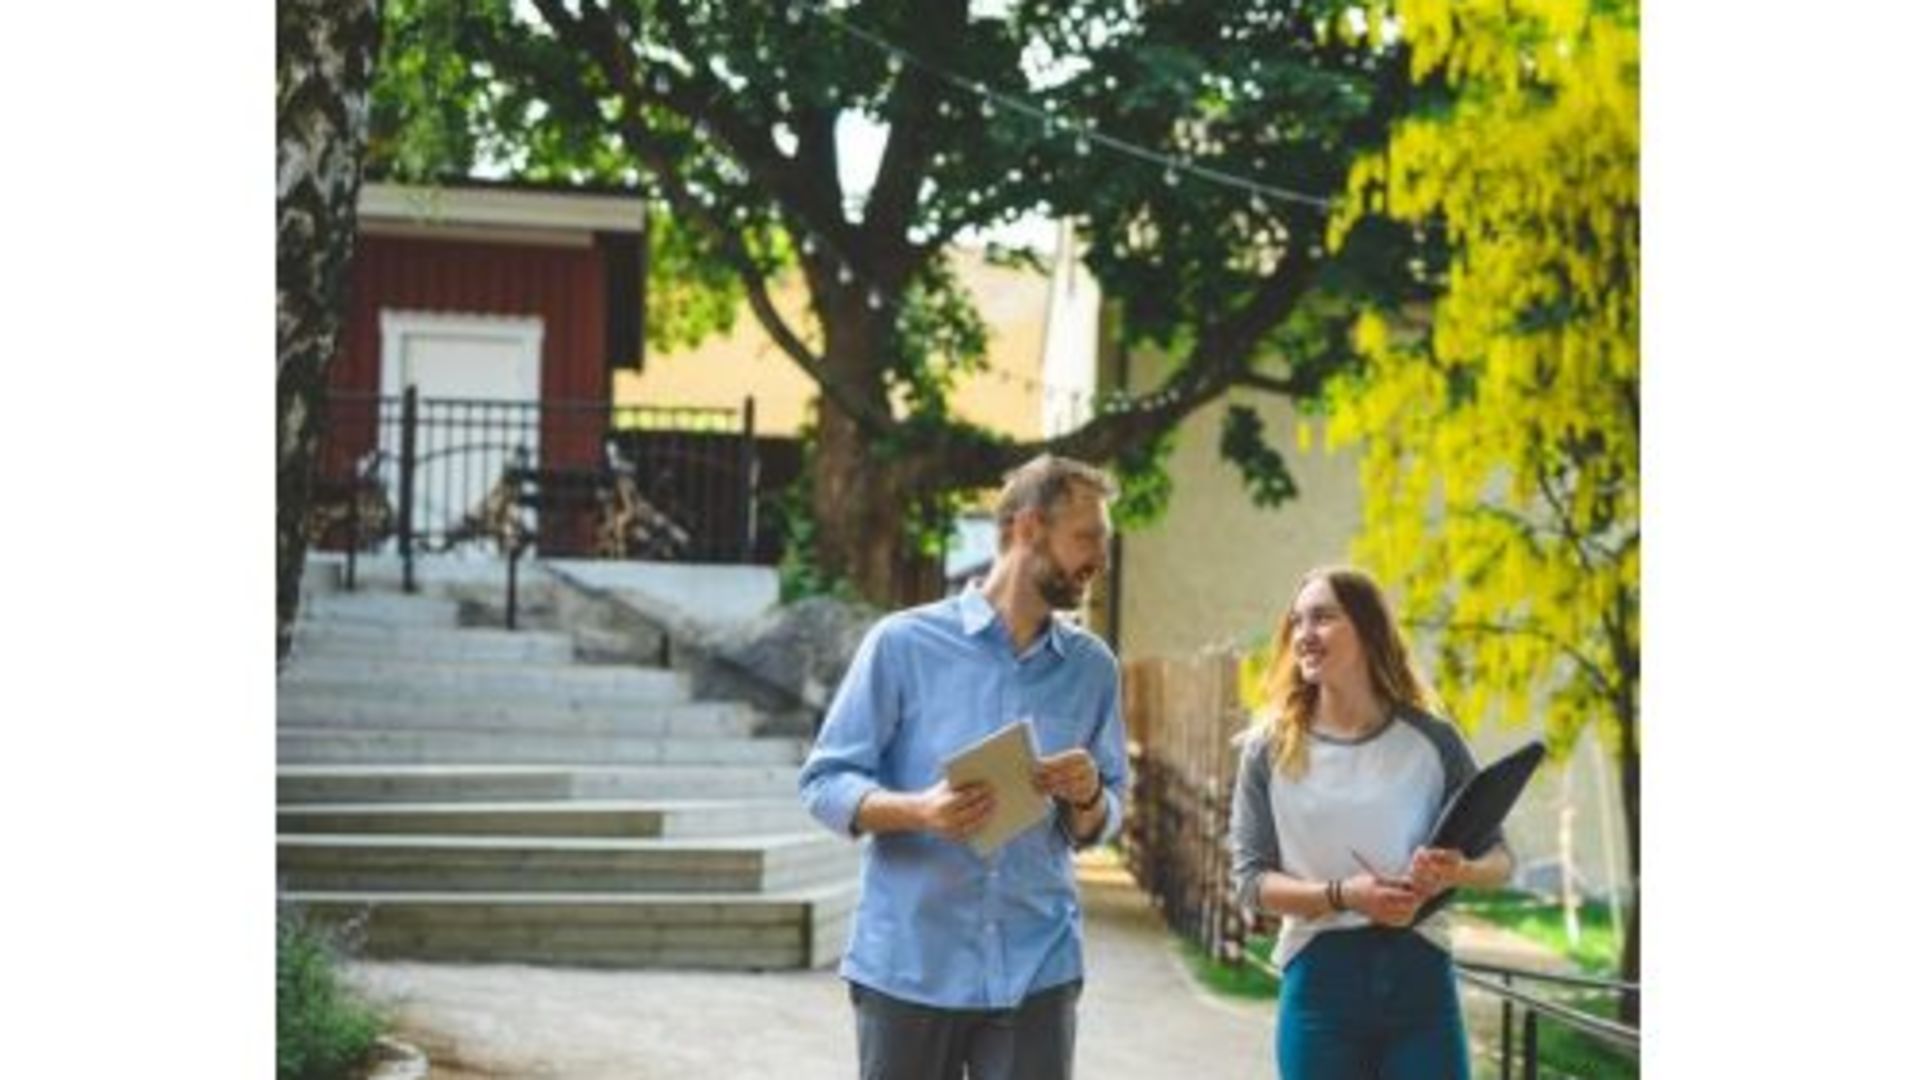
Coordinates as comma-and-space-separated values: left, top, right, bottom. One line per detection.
1032, 547, 1088, 610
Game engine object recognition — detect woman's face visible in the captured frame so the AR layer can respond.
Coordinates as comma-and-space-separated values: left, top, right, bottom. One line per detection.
1289, 577, 1363, 689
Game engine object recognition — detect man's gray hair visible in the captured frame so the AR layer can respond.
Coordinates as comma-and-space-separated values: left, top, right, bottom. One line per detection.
993, 454, 1117, 536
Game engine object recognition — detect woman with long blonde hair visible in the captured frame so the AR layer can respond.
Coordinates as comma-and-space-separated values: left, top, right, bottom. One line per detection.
1229, 566, 1514, 1079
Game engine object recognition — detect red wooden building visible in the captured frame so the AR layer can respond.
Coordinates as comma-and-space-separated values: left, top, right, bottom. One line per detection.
314, 179, 700, 561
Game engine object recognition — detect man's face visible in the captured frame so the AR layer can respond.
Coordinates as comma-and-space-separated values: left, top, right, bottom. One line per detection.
1023, 488, 1112, 610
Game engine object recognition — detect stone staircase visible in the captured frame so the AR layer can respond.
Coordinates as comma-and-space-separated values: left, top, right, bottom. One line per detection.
276, 561, 857, 970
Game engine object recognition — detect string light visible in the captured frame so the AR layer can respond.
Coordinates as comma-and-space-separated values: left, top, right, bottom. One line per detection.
783, 1, 1334, 213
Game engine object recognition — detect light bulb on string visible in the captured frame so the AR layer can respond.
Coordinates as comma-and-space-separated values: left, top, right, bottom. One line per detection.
980, 98, 996, 119
837, 264, 854, 285
867, 289, 884, 311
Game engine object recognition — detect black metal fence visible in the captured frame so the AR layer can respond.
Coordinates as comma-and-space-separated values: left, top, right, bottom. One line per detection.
309, 389, 767, 588
1119, 650, 1640, 1078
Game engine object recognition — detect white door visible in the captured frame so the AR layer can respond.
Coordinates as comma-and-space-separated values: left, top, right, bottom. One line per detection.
379, 311, 545, 553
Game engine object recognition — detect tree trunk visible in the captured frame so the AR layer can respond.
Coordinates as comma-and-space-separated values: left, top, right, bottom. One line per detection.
1616, 688, 1641, 1025
811, 400, 942, 606
277, 0, 383, 663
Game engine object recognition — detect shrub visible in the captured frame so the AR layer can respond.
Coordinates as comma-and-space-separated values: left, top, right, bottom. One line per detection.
277, 905, 383, 1080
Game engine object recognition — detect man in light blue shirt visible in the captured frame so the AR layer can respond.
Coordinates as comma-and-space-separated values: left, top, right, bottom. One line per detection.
799, 454, 1128, 1080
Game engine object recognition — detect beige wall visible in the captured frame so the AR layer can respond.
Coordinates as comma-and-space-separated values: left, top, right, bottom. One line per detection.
614, 246, 1052, 440
1112, 347, 1365, 663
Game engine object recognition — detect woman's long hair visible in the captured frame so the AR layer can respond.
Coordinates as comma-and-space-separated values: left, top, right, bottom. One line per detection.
1253, 566, 1436, 778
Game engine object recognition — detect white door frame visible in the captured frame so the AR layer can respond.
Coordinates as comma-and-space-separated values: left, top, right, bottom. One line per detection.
378, 309, 545, 401
376, 310, 547, 556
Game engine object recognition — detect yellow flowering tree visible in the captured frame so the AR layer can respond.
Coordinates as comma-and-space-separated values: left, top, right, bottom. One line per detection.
1324, 0, 1640, 1008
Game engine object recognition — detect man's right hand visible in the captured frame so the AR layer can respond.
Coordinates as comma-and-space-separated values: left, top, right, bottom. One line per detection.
1345, 874, 1422, 927
917, 779, 996, 842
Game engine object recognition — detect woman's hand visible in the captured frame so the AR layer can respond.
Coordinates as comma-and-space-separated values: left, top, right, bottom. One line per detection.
1407, 847, 1467, 899
1344, 874, 1422, 927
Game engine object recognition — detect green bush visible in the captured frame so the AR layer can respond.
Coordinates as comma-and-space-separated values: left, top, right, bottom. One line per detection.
277, 905, 383, 1080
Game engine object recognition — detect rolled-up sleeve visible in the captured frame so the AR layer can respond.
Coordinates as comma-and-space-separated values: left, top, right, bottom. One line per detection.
1056, 648, 1128, 849
1086, 655, 1129, 847
1229, 736, 1282, 913
798, 619, 898, 838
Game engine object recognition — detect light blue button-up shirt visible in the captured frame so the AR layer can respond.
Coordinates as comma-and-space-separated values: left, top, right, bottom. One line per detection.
798, 587, 1128, 1010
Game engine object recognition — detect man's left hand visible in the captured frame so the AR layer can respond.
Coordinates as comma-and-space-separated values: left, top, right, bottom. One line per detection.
1034, 749, 1102, 809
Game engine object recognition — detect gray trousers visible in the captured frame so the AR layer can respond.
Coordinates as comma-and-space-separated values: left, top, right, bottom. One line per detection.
849, 979, 1082, 1080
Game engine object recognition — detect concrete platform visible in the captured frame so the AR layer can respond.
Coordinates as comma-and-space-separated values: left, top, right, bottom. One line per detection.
275, 697, 758, 739
278, 763, 805, 803
277, 799, 814, 839
276, 727, 807, 766
278, 832, 856, 895
296, 882, 855, 970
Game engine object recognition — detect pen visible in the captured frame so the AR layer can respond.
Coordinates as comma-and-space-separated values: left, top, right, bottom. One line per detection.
1350, 849, 1409, 886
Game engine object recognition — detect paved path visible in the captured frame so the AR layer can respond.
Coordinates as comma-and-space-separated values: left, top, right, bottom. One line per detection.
344, 854, 1570, 1079
346, 853, 1271, 1078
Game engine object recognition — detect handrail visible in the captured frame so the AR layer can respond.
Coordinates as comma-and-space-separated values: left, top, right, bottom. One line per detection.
1456, 967, 1640, 1055
1457, 958, 1638, 994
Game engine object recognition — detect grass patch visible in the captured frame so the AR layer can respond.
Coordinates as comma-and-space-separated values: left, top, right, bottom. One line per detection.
1451, 888, 1622, 975
1176, 934, 1279, 1001
277, 905, 384, 1080
1531, 1004, 1639, 1080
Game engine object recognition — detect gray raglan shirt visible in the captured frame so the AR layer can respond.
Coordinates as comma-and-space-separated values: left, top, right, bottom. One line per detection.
1228, 708, 1502, 971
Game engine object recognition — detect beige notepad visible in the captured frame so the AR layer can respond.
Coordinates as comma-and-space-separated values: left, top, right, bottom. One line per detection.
942, 719, 1052, 856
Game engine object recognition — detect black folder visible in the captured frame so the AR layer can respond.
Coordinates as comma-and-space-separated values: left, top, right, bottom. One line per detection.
1410, 739, 1546, 926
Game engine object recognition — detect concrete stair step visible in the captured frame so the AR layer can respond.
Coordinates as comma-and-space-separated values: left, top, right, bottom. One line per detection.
277, 832, 856, 894
275, 697, 755, 738
277, 666, 687, 708
290, 623, 575, 664
277, 799, 814, 839
300, 593, 462, 628
276, 727, 806, 767
278, 764, 804, 803
280, 883, 855, 969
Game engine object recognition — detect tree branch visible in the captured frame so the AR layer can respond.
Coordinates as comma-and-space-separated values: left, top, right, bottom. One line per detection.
860, 5, 964, 274
1233, 369, 1316, 397
649, 0, 857, 258
531, 0, 894, 437
896, 252, 1323, 490
1413, 616, 1616, 701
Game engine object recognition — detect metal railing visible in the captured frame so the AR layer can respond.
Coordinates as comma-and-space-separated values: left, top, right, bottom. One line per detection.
1457, 962, 1639, 1079
308, 389, 763, 596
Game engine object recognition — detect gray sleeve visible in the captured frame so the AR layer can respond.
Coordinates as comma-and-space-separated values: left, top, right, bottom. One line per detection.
1405, 711, 1508, 855
1228, 734, 1284, 913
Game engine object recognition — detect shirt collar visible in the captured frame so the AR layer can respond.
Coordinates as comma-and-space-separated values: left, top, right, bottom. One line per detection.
958, 585, 1068, 658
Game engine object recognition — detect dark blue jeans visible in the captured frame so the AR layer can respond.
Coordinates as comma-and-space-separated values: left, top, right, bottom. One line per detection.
1275, 927, 1471, 1080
